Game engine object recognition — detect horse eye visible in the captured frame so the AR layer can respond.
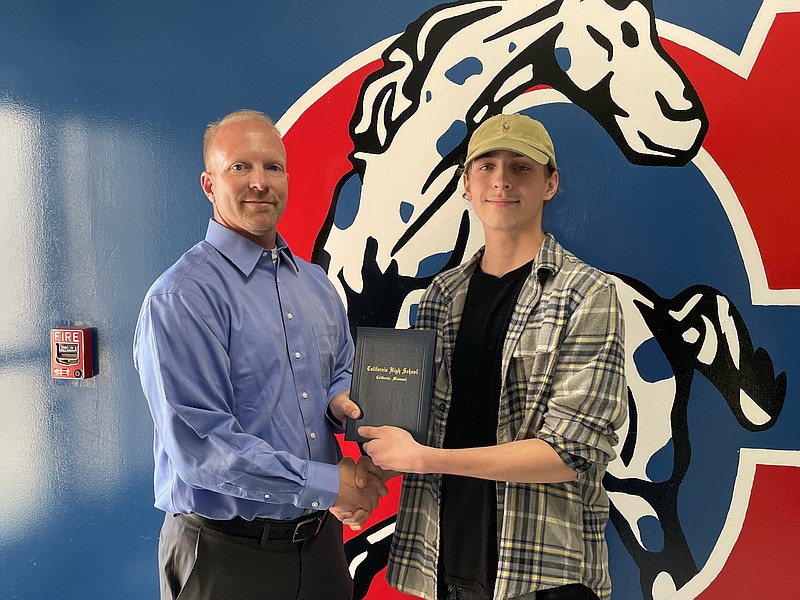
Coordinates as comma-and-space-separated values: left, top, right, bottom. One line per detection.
621, 21, 639, 48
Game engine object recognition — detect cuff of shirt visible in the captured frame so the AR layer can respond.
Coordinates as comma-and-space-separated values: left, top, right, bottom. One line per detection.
539, 434, 591, 473
298, 461, 340, 510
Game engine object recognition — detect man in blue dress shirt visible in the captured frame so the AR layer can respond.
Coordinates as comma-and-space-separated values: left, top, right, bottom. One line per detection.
134, 109, 386, 600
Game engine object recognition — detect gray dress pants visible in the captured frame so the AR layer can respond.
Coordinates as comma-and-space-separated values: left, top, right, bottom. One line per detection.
158, 512, 353, 600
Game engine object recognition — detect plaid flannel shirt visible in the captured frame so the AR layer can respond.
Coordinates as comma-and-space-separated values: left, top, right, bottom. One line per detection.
386, 234, 627, 600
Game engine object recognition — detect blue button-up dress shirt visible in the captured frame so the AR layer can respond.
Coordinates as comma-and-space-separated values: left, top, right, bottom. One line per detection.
134, 220, 354, 521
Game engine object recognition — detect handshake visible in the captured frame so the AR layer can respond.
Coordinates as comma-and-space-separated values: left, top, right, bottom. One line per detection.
331, 454, 390, 530
327, 392, 429, 530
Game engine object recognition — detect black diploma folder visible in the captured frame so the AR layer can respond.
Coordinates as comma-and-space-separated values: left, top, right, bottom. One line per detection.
345, 327, 436, 444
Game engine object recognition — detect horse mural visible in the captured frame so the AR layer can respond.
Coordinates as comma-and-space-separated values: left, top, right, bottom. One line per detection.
604, 274, 786, 600
304, 0, 787, 598
312, 0, 709, 337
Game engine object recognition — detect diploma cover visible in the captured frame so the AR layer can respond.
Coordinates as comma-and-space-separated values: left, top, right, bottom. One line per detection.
345, 327, 436, 444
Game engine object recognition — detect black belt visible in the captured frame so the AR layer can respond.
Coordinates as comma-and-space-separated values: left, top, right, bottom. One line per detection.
184, 511, 326, 543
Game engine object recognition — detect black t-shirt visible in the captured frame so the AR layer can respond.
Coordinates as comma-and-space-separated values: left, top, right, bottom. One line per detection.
439, 259, 532, 595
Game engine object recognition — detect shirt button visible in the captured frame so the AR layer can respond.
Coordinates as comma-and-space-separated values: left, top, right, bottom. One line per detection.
264, 493, 271, 499
262, 251, 269, 258
302, 392, 308, 399
310, 432, 317, 440
311, 501, 319, 508
287, 312, 293, 319
295, 352, 301, 359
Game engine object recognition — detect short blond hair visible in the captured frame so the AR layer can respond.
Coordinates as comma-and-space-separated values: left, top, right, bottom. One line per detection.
203, 109, 281, 168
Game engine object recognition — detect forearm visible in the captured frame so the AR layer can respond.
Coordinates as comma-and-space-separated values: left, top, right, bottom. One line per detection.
361, 424, 577, 482
418, 438, 577, 484
163, 415, 340, 507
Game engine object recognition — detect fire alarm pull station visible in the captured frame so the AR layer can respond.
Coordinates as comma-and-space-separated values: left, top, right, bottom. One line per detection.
51, 327, 94, 379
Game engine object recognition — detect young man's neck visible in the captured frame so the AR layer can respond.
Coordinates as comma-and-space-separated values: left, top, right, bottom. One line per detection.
480, 230, 545, 277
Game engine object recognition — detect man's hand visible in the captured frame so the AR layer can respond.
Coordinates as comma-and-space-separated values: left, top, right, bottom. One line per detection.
354, 454, 399, 488
359, 426, 430, 474
330, 457, 388, 530
328, 392, 361, 426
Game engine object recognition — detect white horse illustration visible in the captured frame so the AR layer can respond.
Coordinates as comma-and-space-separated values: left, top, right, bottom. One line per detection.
313, 0, 708, 333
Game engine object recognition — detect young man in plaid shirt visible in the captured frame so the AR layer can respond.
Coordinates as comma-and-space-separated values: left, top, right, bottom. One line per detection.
359, 114, 627, 600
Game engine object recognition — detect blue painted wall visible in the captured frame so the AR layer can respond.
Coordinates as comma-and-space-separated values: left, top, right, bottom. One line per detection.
1, 2, 797, 599
0, 3, 418, 597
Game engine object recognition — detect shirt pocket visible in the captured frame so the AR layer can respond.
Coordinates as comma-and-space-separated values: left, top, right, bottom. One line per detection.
312, 323, 341, 390
512, 320, 560, 372
509, 321, 562, 419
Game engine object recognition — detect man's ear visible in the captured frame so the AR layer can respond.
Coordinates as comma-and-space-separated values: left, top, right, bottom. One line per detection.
462, 172, 472, 203
200, 171, 215, 203
544, 170, 559, 201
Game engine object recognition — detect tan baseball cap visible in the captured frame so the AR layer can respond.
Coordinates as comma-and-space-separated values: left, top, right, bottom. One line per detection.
465, 114, 557, 169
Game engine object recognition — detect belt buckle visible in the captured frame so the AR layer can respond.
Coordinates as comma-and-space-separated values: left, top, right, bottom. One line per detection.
291, 513, 324, 542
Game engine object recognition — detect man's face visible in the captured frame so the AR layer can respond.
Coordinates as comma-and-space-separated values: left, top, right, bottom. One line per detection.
201, 119, 288, 248
463, 150, 558, 239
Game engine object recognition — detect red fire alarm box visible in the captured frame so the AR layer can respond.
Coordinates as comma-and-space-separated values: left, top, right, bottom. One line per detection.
51, 327, 94, 379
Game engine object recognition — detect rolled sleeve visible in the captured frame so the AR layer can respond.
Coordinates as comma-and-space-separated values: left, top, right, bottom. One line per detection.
539, 281, 627, 470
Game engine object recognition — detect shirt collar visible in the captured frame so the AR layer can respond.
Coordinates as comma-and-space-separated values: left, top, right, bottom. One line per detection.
204, 219, 299, 277
464, 232, 562, 282
534, 232, 562, 280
